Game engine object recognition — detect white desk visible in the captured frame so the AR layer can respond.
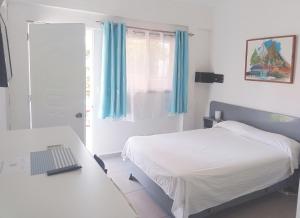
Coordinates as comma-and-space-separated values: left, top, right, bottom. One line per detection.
0, 126, 137, 218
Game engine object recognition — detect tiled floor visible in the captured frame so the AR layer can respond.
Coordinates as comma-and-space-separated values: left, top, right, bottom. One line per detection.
103, 156, 298, 218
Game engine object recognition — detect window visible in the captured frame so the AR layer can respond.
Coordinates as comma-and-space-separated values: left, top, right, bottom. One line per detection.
126, 29, 175, 121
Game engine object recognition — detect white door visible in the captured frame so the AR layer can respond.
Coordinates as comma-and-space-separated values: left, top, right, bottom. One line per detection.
29, 23, 86, 143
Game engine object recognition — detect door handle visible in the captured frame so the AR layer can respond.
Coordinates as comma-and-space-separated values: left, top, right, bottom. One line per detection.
75, 112, 83, 118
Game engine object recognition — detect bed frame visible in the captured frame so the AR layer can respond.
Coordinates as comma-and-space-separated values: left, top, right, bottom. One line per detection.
128, 101, 300, 218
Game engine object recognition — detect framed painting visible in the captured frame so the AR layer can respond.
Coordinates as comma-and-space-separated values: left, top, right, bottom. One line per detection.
245, 35, 296, 83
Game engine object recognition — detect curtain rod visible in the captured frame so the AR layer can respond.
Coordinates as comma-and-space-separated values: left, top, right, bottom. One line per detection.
96, 21, 194, 36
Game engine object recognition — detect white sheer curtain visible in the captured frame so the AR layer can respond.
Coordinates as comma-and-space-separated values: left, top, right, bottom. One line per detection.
126, 29, 175, 121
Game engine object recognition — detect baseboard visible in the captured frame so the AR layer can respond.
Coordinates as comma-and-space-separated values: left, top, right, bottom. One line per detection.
99, 152, 121, 159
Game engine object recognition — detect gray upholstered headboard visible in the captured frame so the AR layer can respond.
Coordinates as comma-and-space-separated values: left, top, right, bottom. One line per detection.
209, 101, 300, 142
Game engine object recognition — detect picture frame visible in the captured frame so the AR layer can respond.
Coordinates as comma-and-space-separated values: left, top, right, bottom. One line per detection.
245, 35, 296, 83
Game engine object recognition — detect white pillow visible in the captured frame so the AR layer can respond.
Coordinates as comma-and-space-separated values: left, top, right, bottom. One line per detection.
214, 120, 257, 136
215, 120, 300, 170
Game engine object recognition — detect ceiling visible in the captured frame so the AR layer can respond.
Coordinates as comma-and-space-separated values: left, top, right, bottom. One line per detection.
173, 0, 221, 7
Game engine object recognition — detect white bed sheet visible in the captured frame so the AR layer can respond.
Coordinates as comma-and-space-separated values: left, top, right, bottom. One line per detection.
122, 127, 296, 218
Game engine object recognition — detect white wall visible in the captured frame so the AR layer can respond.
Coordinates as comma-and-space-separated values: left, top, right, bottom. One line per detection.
7, 0, 213, 154
188, 28, 212, 129
15, 0, 212, 30
0, 88, 8, 130
209, 0, 300, 117
7, 0, 212, 131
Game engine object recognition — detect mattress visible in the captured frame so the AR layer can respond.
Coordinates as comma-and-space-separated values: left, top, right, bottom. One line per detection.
122, 122, 300, 218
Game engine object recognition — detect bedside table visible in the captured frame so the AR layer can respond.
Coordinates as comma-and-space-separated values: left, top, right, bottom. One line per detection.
203, 117, 221, 128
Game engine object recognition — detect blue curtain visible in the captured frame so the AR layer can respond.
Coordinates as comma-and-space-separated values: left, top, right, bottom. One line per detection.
170, 31, 189, 114
100, 21, 127, 119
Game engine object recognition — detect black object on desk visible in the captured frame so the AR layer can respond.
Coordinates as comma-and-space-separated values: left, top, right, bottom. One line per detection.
94, 154, 108, 174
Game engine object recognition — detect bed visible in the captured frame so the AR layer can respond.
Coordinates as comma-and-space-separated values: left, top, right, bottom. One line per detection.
121, 101, 300, 218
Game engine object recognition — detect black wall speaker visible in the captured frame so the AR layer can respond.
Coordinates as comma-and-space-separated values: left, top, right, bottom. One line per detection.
195, 72, 224, 83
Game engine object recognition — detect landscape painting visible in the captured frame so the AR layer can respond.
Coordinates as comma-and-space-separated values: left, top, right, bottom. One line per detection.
245, 35, 296, 83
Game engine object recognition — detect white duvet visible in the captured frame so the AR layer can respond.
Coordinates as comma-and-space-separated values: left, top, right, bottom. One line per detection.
122, 121, 300, 218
